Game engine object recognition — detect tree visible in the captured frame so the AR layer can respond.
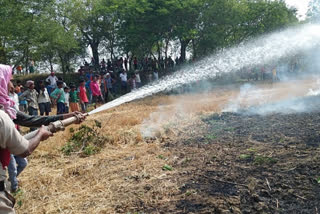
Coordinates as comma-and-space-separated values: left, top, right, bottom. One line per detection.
307, 0, 320, 22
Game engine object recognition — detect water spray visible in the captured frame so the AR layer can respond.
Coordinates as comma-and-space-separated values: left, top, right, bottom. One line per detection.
89, 24, 320, 116
23, 24, 320, 140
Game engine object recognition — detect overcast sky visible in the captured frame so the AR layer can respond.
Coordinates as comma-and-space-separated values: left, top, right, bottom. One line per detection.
285, 0, 310, 19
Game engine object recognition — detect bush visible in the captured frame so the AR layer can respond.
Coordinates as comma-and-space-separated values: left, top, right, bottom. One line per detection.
61, 120, 107, 156
14, 73, 82, 87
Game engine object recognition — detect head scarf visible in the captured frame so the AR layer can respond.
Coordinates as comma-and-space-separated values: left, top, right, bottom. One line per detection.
0, 64, 17, 119
26, 80, 34, 88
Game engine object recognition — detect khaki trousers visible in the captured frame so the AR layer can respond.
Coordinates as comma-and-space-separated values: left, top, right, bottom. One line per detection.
0, 191, 15, 214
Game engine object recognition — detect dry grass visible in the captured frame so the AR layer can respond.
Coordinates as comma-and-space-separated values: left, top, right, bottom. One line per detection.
15, 77, 319, 213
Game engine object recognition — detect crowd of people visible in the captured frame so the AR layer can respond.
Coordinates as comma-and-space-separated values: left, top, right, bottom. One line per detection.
1, 64, 87, 214
77, 56, 185, 96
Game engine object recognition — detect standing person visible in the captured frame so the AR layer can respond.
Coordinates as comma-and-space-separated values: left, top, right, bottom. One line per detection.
79, 80, 89, 113
120, 70, 128, 94
8, 85, 19, 111
135, 71, 141, 88
124, 58, 128, 71
19, 80, 39, 117
0, 64, 86, 213
64, 87, 70, 113
128, 74, 137, 91
85, 77, 92, 104
103, 73, 115, 102
45, 72, 58, 93
37, 81, 51, 116
153, 70, 159, 81
50, 81, 65, 115
134, 57, 138, 70
29, 60, 35, 74
0, 107, 53, 214
90, 75, 103, 109
18, 87, 28, 113
69, 85, 80, 112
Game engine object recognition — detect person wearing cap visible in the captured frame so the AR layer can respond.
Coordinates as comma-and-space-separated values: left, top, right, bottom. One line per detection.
19, 80, 39, 118
0, 64, 53, 214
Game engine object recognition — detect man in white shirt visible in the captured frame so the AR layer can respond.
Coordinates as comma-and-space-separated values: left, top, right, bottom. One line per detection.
45, 72, 58, 89
120, 70, 128, 94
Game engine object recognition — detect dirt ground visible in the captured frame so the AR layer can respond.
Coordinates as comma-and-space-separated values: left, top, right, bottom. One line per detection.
15, 78, 320, 214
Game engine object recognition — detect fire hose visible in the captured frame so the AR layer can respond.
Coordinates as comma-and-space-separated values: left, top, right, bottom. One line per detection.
23, 113, 88, 140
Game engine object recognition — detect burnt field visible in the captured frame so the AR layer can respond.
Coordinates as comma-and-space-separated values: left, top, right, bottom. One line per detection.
154, 111, 320, 213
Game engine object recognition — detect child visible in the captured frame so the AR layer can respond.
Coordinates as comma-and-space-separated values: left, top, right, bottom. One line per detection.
79, 80, 89, 113
64, 87, 70, 113
50, 80, 65, 115
69, 84, 80, 112
18, 87, 28, 113
38, 81, 51, 116
19, 80, 39, 116
90, 74, 103, 109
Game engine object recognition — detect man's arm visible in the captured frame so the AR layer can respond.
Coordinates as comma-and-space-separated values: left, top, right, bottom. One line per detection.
18, 126, 52, 158
0, 111, 52, 158
18, 90, 28, 101
14, 110, 84, 127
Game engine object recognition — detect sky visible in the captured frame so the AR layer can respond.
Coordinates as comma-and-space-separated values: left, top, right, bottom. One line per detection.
285, 0, 310, 19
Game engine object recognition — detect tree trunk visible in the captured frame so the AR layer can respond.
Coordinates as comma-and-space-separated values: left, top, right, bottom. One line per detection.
192, 39, 197, 60
180, 39, 190, 63
164, 39, 169, 59
59, 55, 66, 75
157, 42, 161, 61
90, 42, 99, 68
49, 58, 54, 73
25, 48, 29, 75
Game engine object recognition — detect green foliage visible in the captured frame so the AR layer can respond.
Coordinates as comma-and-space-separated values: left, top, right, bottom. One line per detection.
162, 164, 173, 171
239, 154, 251, 160
1, 0, 299, 70
61, 120, 107, 156
254, 155, 277, 165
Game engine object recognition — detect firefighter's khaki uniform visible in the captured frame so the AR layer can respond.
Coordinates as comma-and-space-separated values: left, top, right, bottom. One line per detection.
0, 110, 29, 214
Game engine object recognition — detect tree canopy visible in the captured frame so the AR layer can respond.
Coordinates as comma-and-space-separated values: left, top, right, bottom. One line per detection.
0, 0, 299, 73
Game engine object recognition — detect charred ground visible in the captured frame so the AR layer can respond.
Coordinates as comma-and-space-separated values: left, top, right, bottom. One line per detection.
150, 111, 320, 213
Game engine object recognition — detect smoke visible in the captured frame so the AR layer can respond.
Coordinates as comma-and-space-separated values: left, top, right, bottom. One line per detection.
223, 83, 273, 112
140, 99, 188, 138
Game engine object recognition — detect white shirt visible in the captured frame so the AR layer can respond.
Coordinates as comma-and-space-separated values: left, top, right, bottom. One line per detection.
46, 75, 58, 86
120, 73, 127, 82
135, 74, 141, 83
9, 92, 19, 110
65, 92, 70, 106
38, 88, 51, 104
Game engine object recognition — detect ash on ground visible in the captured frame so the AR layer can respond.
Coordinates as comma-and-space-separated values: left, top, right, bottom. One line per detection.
150, 111, 320, 213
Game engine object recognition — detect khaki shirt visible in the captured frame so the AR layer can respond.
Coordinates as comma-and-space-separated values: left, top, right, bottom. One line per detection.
0, 110, 29, 181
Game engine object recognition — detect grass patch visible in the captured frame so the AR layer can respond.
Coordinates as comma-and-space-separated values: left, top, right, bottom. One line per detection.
254, 155, 277, 165
162, 164, 173, 171
239, 154, 251, 160
61, 120, 108, 156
